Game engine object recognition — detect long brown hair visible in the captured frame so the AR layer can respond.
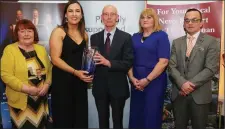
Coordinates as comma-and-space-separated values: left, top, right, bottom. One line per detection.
61, 0, 88, 43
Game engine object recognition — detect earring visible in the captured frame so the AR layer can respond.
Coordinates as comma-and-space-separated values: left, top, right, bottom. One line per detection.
65, 17, 68, 22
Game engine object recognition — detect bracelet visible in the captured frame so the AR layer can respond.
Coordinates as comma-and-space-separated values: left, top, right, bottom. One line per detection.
73, 69, 76, 76
145, 77, 151, 82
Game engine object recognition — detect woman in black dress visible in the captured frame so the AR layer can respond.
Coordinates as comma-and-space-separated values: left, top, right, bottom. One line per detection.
49, 1, 92, 128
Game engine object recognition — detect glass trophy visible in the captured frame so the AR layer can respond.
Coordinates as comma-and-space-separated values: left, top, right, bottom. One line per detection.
81, 47, 97, 75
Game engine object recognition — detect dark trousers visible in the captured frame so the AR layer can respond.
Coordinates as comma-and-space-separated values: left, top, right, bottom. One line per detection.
94, 95, 126, 129
173, 94, 209, 129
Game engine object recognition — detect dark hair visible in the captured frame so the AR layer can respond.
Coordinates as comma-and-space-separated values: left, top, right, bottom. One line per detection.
61, 0, 87, 42
185, 8, 202, 21
14, 19, 39, 43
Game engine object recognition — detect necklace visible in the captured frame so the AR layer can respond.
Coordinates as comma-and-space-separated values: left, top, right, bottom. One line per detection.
141, 32, 152, 43
141, 36, 148, 43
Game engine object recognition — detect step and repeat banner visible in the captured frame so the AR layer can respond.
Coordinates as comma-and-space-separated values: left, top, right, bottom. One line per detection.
146, 1, 224, 129
0, 0, 224, 129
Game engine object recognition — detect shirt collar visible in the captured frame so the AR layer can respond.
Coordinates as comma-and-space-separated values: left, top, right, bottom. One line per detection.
104, 27, 116, 36
187, 31, 200, 39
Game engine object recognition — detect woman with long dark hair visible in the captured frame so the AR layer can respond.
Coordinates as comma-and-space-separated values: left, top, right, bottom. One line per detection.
49, 1, 92, 128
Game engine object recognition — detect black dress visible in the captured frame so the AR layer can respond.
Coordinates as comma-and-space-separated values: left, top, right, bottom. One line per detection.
51, 34, 88, 128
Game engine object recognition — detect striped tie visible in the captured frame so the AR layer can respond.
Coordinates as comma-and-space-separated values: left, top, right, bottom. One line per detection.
186, 36, 195, 57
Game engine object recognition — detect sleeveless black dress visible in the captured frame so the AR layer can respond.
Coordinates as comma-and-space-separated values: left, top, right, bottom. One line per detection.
51, 34, 88, 128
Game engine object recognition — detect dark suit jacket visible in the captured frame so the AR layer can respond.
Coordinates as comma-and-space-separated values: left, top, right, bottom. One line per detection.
168, 32, 220, 104
90, 28, 133, 99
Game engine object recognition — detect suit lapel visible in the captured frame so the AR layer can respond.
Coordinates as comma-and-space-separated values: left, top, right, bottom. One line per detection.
109, 28, 120, 59
189, 32, 205, 63
180, 36, 187, 69
98, 30, 106, 56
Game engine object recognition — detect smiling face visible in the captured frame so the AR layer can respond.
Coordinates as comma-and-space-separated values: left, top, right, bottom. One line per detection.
184, 11, 203, 35
18, 28, 34, 46
65, 3, 82, 25
14, 19, 39, 44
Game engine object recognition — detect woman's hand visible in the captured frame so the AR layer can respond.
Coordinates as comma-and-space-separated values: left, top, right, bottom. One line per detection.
22, 84, 40, 96
130, 77, 140, 88
74, 70, 93, 83
38, 83, 50, 96
130, 77, 144, 91
130, 77, 139, 87
137, 78, 150, 90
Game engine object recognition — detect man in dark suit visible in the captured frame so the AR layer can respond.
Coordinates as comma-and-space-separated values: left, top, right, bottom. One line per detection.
168, 8, 220, 129
91, 5, 133, 129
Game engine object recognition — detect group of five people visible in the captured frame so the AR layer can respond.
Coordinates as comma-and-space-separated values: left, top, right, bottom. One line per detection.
0, 0, 220, 129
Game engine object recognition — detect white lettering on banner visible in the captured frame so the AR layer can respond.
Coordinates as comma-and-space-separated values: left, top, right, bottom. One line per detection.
202, 18, 209, 23
159, 18, 178, 24
170, 6, 211, 15
157, 8, 169, 15
171, 8, 186, 15
199, 6, 211, 13
201, 28, 215, 33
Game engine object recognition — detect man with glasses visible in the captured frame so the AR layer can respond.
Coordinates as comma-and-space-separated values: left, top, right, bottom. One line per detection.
168, 8, 220, 129
90, 5, 133, 129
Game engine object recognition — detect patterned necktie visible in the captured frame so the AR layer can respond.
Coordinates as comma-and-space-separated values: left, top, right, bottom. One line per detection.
105, 33, 111, 55
186, 36, 195, 57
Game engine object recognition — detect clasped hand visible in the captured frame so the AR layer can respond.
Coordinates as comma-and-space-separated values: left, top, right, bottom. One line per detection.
23, 83, 49, 96
179, 81, 195, 96
130, 77, 150, 91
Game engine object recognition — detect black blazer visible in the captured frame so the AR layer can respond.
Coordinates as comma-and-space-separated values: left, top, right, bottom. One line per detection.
90, 28, 133, 99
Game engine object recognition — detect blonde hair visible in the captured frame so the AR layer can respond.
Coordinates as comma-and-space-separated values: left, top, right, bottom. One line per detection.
139, 8, 162, 33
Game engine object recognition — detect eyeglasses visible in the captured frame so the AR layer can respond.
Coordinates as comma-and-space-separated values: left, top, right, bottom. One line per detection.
184, 18, 201, 23
102, 13, 117, 17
